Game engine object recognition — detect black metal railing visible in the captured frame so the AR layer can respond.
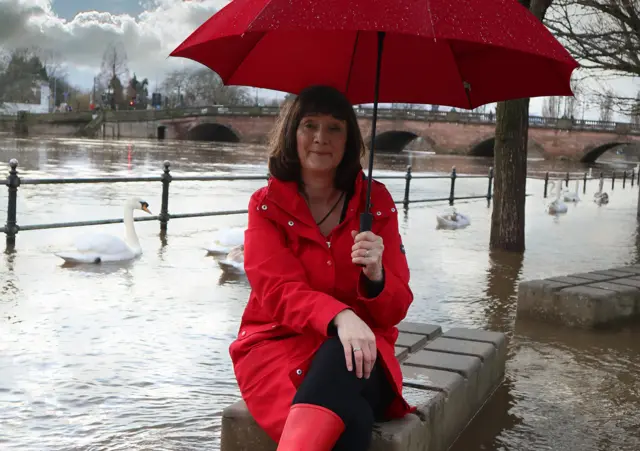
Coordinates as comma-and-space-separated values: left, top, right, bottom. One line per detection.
542, 169, 638, 198
2, 159, 495, 247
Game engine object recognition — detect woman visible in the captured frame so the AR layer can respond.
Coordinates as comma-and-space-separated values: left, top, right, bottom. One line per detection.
229, 85, 415, 450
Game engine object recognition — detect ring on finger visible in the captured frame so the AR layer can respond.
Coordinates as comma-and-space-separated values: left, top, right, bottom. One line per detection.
353, 347, 362, 352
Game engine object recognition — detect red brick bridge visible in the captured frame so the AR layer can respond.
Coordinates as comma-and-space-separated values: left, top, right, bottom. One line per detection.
107, 106, 640, 163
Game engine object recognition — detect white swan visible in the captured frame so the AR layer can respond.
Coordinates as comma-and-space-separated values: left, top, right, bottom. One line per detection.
55, 197, 152, 263
436, 208, 470, 230
205, 227, 245, 254
217, 244, 245, 273
594, 178, 609, 205
563, 179, 580, 203
547, 180, 568, 215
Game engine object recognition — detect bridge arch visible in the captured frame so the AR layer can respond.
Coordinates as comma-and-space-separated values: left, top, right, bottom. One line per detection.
580, 142, 629, 163
468, 136, 544, 158
469, 137, 495, 157
187, 123, 240, 142
367, 130, 435, 153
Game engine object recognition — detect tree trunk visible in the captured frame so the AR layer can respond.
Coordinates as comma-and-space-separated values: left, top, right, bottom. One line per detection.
489, 0, 552, 253
490, 98, 530, 252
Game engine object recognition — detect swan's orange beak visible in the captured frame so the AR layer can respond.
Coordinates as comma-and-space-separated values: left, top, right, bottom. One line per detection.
142, 206, 152, 214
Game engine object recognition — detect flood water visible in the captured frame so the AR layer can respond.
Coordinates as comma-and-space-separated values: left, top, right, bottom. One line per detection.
1, 135, 639, 451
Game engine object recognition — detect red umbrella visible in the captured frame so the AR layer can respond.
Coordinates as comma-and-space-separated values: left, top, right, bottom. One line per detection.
170, 0, 578, 231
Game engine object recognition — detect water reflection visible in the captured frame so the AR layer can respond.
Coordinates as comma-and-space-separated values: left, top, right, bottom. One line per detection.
511, 320, 640, 451
484, 250, 524, 340
1, 136, 640, 451
59, 259, 137, 277
450, 377, 522, 451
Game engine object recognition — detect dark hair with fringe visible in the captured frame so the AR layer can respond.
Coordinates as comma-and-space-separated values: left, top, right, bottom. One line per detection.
267, 85, 365, 192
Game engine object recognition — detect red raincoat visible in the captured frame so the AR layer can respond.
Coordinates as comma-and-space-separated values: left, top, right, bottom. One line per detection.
229, 171, 415, 442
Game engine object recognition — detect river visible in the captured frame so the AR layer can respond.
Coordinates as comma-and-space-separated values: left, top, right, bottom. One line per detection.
1, 135, 639, 451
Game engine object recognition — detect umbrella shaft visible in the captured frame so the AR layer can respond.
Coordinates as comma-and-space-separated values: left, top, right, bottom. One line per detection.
364, 31, 385, 217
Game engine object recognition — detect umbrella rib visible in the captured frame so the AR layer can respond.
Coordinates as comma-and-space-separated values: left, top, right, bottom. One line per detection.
445, 44, 473, 109
224, 32, 268, 87
344, 30, 360, 97
243, 0, 272, 34
222, 0, 272, 86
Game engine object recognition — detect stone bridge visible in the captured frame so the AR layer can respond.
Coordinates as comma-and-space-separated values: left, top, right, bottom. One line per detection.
135, 107, 638, 163
5, 106, 640, 162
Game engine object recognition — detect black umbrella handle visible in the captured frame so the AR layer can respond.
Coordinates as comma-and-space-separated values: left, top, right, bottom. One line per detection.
359, 211, 372, 232
356, 212, 373, 267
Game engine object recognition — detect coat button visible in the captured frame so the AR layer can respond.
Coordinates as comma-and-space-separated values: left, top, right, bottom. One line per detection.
288, 220, 294, 226
261, 204, 267, 210
296, 369, 303, 375
376, 211, 381, 216
391, 208, 396, 212
327, 260, 332, 266
241, 330, 246, 336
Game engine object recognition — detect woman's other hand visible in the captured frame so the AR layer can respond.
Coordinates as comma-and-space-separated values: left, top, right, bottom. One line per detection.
351, 230, 384, 282
332, 309, 376, 379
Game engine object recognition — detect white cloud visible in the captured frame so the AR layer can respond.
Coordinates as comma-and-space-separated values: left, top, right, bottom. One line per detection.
0, 0, 231, 87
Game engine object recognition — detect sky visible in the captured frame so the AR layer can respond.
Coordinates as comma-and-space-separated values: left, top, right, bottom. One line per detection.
0, 0, 638, 121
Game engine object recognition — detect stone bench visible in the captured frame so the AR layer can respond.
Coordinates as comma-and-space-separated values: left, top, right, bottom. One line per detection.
517, 265, 640, 329
221, 321, 507, 451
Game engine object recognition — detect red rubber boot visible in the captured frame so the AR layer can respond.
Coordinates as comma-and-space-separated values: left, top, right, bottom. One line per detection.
276, 403, 345, 450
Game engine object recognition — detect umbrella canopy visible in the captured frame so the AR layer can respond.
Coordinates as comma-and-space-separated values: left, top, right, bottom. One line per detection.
171, 0, 578, 232
170, 0, 578, 108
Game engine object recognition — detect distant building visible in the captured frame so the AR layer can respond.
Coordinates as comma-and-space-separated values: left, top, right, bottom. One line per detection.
0, 82, 51, 115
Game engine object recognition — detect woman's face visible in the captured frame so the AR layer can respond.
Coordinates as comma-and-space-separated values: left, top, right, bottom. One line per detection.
296, 113, 347, 176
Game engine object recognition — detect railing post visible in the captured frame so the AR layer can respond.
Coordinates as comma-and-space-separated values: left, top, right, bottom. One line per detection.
611, 171, 615, 190
600, 172, 604, 191
449, 166, 456, 206
583, 172, 587, 194
632, 169, 635, 187
402, 165, 412, 210
544, 172, 549, 198
565, 172, 569, 187
486, 166, 494, 205
623, 170, 627, 189
159, 161, 172, 231
5, 159, 20, 247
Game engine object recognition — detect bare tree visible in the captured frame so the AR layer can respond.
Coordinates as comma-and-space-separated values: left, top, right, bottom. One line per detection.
632, 91, 640, 126
31, 47, 67, 80
563, 77, 582, 117
161, 68, 251, 107
542, 96, 562, 117
186, 68, 251, 105
599, 89, 614, 122
546, 0, 640, 113
541, 77, 581, 118
161, 69, 191, 107
98, 42, 130, 109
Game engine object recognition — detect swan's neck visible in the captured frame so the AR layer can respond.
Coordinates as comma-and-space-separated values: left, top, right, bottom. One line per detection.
124, 206, 140, 249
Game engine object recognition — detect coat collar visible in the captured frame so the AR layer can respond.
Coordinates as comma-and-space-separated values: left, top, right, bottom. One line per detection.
262, 171, 394, 230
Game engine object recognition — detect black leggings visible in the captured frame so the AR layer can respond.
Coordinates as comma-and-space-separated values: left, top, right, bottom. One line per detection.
292, 335, 395, 451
